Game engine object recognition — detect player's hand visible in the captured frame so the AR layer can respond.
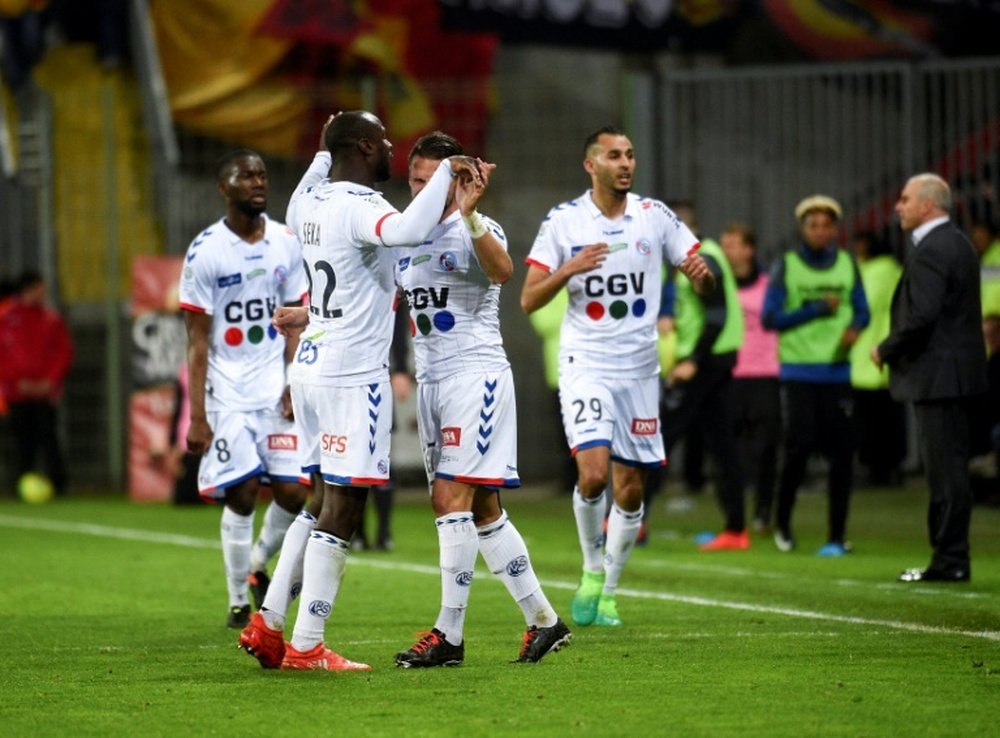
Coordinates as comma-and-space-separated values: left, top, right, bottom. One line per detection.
870, 344, 883, 369
273, 306, 310, 337
319, 113, 339, 151
448, 155, 484, 187
563, 243, 609, 276
280, 385, 295, 420
840, 327, 859, 348
186, 417, 214, 456
679, 253, 715, 295
455, 163, 493, 215
670, 358, 698, 384
391, 371, 414, 402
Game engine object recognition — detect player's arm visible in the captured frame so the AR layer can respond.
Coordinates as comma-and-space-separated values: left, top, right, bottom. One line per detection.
520, 244, 609, 314
183, 310, 213, 455
287, 115, 338, 228
376, 156, 484, 247
273, 306, 310, 337
677, 252, 715, 296
455, 161, 512, 284
280, 299, 304, 419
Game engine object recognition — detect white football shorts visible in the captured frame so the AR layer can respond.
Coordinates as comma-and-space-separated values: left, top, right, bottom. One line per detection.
292, 380, 392, 486
558, 372, 665, 468
197, 407, 303, 498
417, 368, 520, 489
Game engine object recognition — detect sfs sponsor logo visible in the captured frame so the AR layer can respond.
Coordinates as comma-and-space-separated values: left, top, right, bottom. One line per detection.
322, 434, 348, 454
631, 418, 658, 435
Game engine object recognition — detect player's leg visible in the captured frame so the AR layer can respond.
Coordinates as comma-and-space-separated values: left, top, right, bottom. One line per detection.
473, 488, 571, 662
281, 382, 388, 670
221, 477, 260, 629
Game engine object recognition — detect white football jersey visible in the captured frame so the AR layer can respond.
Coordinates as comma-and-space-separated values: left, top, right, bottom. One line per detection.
394, 210, 510, 383
178, 214, 308, 412
527, 191, 699, 378
286, 178, 401, 385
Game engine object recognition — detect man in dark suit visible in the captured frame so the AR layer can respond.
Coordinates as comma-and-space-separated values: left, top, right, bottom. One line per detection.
872, 173, 988, 583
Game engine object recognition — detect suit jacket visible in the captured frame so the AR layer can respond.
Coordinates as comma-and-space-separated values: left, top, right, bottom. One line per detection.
878, 221, 987, 402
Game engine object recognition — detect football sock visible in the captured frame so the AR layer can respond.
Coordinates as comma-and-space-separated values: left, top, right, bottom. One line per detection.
260, 509, 317, 631
220, 506, 254, 607
434, 512, 478, 646
373, 484, 393, 545
573, 486, 606, 573
289, 530, 350, 652
603, 503, 643, 595
249, 501, 297, 573
478, 511, 558, 628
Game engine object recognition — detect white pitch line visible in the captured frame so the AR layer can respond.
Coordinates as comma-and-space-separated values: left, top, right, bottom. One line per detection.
3, 513, 999, 642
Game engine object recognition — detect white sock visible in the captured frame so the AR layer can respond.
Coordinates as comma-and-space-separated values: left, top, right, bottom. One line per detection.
260, 510, 317, 631
478, 511, 558, 628
249, 502, 298, 573
220, 506, 254, 607
603, 503, 643, 595
289, 531, 350, 652
434, 513, 478, 646
573, 487, 606, 573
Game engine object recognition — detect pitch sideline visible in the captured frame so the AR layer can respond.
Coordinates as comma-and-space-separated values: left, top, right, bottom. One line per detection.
2, 512, 998, 643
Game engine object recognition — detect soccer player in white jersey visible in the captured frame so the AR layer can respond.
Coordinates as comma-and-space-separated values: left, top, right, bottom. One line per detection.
521, 126, 714, 627
179, 149, 309, 629
238, 111, 485, 671
390, 132, 571, 667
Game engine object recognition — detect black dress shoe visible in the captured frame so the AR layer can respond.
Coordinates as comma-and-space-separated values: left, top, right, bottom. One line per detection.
898, 566, 970, 583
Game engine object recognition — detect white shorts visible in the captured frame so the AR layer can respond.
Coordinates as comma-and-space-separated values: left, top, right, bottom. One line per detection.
417, 368, 520, 488
197, 408, 303, 499
293, 380, 392, 486
558, 373, 665, 468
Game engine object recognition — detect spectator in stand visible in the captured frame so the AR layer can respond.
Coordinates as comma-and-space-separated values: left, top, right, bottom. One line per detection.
849, 231, 905, 487
0, 271, 74, 495
721, 222, 781, 531
763, 195, 869, 557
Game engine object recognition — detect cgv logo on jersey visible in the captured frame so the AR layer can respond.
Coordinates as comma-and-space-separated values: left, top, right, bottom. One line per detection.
442, 427, 462, 447
583, 272, 648, 321
406, 286, 449, 310
631, 418, 658, 435
222, 297, 280, 346
268, 434, 297, 451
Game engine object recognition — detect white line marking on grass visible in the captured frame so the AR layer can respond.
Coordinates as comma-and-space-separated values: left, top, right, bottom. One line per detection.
3, 514, 998, 642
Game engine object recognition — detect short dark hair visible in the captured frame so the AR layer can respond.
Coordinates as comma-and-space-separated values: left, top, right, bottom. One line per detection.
215, 149, 261, 181
16, 270, 44, 293
722, 222, 757, 249
584, 125, 625, 156
409, 131, 463, 162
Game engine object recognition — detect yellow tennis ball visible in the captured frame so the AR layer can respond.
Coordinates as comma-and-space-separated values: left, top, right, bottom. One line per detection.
18, 472, 54, 504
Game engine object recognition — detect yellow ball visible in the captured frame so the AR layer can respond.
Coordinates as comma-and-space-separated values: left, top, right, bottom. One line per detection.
18, 472, 54, 504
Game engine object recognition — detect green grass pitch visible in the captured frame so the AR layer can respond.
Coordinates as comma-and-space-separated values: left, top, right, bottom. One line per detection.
1, 484, 997, 737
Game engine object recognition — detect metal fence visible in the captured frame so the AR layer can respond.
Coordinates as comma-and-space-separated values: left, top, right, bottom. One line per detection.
2, 42, 998, 492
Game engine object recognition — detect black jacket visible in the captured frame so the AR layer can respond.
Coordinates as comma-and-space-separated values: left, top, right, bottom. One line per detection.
879, 221, 988, 402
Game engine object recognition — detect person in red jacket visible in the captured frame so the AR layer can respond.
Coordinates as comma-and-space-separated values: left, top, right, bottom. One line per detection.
0, 271, 74, 495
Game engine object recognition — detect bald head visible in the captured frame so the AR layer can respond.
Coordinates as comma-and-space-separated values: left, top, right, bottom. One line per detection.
323, 110, 392, 183
896, 172, 952, 232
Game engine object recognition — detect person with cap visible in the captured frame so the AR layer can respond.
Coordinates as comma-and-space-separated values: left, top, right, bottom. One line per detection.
762, 195, 870, 556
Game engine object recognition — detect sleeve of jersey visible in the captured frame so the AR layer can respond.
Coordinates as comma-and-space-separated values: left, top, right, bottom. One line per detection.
177, 247, 214, 315
286, 152, 332, 231
665, 218, 701, 266
372, 158, 455, 247
524, 215, 559, 273
285, 236, 310, 303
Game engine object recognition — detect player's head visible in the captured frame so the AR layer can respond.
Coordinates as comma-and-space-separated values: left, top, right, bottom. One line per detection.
896, 173, 950, 232
720, 222, 757, 277
795, 194, 841, 251
583, 125, 634, 197
15, 270, 45, 306
325, 111, 392, 183
216, 149, 267, 217
408, 131, 463, 199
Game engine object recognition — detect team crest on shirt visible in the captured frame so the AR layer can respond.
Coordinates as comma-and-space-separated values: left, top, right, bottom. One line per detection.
438, 251, 458, 272
631, 418, 658, 435
442, 427, 462, 446
635, 239, 652, 256
274, 265, 288, 284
